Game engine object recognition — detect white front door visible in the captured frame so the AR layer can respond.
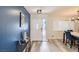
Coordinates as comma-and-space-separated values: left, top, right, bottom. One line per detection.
31, 17, 47, 41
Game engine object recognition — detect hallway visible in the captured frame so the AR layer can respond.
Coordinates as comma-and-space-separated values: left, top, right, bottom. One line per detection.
31, 39, 78, 52
0, 6, 79, 52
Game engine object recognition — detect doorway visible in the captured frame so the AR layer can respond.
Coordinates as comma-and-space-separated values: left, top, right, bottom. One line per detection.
31, 16, 47, 41
41, 18, 47, 41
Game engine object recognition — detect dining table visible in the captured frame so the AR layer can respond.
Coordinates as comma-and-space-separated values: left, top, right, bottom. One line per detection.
71, 32, 79, 52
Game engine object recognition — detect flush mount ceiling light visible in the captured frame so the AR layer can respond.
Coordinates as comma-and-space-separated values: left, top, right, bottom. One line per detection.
37, 9, 42, 14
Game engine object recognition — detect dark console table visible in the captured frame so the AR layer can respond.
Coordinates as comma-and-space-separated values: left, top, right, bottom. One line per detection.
16, 39, 31, 52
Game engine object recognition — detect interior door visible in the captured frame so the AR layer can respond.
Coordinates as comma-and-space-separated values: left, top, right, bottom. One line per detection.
31, 16, 47, 41
31, 17, 42, 41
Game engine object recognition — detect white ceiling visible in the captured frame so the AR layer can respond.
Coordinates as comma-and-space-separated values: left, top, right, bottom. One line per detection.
24, 6, 61, 14
24, 6, 79, 19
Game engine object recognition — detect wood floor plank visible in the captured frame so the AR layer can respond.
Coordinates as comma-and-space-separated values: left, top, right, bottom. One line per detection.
31, 39, 77, 52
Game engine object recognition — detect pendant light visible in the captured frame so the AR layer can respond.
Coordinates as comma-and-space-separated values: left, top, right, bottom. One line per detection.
76, 10, 79, 20
71, 10, 79, 21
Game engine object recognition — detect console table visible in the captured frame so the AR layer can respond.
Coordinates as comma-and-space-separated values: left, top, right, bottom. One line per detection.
16, 39, 31, 52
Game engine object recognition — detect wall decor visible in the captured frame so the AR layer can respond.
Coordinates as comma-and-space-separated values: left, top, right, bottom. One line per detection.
19, 12, 21, 27
19, 12, 25, 28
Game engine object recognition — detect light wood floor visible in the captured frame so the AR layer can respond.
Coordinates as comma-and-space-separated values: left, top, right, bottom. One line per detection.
31, 39, 78, 52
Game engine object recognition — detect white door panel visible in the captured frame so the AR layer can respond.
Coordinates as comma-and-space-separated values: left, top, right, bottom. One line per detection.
31, 15, 47, 41
31, 18, 42, 41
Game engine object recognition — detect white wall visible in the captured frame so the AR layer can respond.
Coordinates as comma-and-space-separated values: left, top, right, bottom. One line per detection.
46, 14, 76, 40
74, 20, 79, 32
47, 16, 63, 40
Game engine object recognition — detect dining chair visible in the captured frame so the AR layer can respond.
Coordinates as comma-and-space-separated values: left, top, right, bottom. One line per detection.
65, 31, 74, 48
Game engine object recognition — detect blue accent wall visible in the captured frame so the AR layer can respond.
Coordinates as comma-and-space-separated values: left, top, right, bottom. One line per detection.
0, 6, 30, 52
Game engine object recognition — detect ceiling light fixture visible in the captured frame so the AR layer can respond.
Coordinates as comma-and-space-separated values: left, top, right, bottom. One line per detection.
37, 9, 42, 14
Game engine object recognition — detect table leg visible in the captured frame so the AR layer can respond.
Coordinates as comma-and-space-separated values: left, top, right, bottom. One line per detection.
78, 38, 79, 52
63, 33, 65, 43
